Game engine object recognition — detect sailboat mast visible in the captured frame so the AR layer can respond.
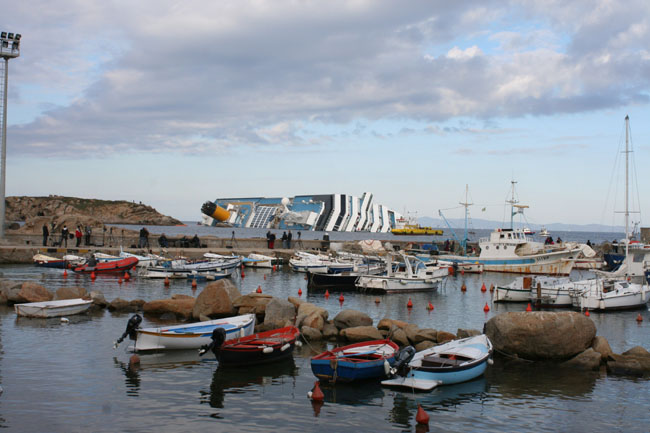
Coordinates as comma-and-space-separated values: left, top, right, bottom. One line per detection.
625, 115, 630, 257
460, 184, 472, 255
507, 180, 518, 229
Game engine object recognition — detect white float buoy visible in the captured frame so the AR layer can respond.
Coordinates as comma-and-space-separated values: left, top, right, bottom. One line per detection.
60, 317, 69, 323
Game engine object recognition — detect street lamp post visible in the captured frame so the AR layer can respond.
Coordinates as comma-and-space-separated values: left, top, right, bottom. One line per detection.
0, 31, 20, 239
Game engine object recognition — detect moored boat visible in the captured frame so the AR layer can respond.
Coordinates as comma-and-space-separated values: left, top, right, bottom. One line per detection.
33, 253, 84, 269
569, 278, 650, 311
14, 298, 93, 318
73, 256, 139, 274
311, 339, 399, 382
199, 326, 300, 366
381, 334, 493, 391
114, 313, 256, 351
356, 253, 448, 294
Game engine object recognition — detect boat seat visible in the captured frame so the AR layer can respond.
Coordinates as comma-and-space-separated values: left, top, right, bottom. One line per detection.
421, 355, 465, 367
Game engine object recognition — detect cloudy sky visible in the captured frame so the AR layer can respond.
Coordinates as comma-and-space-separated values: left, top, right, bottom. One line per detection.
3, 0, 650, 228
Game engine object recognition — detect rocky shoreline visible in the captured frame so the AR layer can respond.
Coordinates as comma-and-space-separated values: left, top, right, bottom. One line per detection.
3, 277, 649, 378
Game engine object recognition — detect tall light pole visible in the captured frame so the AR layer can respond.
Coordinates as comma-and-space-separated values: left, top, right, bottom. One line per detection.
0, 31, 20, 239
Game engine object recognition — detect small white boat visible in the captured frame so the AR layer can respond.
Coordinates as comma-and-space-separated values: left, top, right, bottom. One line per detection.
356, 253, 448, 293
14, 298, 93, 318
243, 253, 278, 269
569, 278, 650, 311
289, 251, 332, 273
119, 249, 165, 268
382, 334, 493, 391
114, 313, 256, 351
528, 276, 573, 307
494, 276, 533, 302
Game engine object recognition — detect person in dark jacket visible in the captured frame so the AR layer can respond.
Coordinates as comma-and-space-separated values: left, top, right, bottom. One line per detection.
42, 224, 49, 246
61, 225, 69, 247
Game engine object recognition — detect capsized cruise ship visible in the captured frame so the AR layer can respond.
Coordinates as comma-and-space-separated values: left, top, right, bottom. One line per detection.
200, 192, 404, 233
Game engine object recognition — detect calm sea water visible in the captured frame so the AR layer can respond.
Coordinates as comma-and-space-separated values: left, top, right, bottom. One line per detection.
1, 265, 649, 432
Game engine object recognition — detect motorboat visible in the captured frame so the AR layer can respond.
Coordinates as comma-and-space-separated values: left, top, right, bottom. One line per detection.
569, 278, 649, 311
355, 253, 448, 293
311, 339, 399, 382
527, 276, 573, 307
73, 256, 139, 274
15, 298, 93, 318
289, 251, 332, 273
32, 253, 84, 269
140, 256, 240, 279
200, 326, 300, 366
114, 313, 256, 351
381, 334, 493, 391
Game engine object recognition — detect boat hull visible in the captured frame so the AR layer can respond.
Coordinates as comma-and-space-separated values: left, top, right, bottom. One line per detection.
134, 314, 256, 351
73, 257, 139, 274
215, 326, 300, 367
356, 275, 439, 293
14, 298, 92, 318
311, 340, 398, 382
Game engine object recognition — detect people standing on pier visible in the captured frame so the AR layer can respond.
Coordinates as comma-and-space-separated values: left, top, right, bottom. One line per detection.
75, 226, 83, 247
266, 231, 272, 248
281, 231, 288, 249
61, 225, 69, 247
269, 232, 276, 249
42, 224, 49, 246
158, 233, 169, 248
85, 226, 92, 246
287, 230, 292, 249
139, 227, 150, 248
191, 234, 201, 248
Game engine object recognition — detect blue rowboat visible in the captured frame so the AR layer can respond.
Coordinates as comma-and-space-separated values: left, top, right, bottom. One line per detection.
381, 334, 493, 391
311, 339, 399, 382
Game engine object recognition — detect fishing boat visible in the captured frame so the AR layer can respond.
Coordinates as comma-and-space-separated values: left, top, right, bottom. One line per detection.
199, 326, 300, 366
113, 313, 256, 351
243, 253, 280, 268
140, 256, 240, 279
381, 334, 493, 391
356, 253, 448, 293
73, 256, 139, 274
14, 298, 93, 318
311, 339, 399, 382
32, 253, 84, 269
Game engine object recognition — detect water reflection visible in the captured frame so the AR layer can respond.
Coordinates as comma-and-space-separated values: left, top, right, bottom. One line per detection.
112, 357, 141, 396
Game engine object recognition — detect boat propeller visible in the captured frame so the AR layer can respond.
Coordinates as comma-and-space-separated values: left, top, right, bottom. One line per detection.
199, 327, 227, 357
113, 314, 142, 349
390, 346, 416, 377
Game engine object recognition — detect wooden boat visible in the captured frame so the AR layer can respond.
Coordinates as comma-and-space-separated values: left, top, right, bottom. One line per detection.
494, 276, 534, 302
73, 256, 139, 274
243, 253, 279, 269
382, 334, 493, 391
200, 326, 300, 366
33, 253, 84, 269
311, 339, 399, 382
114, 313, 256, 351
14, 298, 93, 318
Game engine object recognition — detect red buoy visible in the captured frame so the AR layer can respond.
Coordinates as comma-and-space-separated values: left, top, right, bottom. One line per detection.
526, 303, 532, 312
483, 302, 490, 312
324, 290, 330, 299
124, 272, 130, 281
241, 270, 245, 278
191, 279, 197, 289
310, 381, 324, 401
481, 283, 487, 292
272, 265, 277, 272
90, 271, 96, 280
256, 286, 262, 294
339, 293, 344, 302
118, 278, 123, 284
63, 269, 68, 278
164, 277, 170, 286
448, 266, 455, 276
585, 309, 590, 317
427, 302, 434, 311
461, 283, 467, 292
637, 313, 643, 322
415, 403, 430, 425
461, 269, 465, 275
407, 298, 413, 308
375, 297, 380, 304
298, 288, 303, 296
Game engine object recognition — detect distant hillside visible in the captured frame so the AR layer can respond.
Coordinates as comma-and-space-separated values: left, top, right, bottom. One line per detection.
6, 196, 182, 226
419, 216, 624, 233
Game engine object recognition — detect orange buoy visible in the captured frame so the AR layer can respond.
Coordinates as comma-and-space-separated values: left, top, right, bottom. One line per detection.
298, 288, 303, 296
427, 302, 434, 311
118, 278, 123, 284
339, 293, 344, 302
481, 283, 487, 292
637, 313, 643, 322
63, 269, 68, 278
310, 381, 324, 402
164, 277, 170, 286
526, 303, 532, 312
461, 283, 467, 292
415, 403, 430, 425
256, 285, 262, 294
124, 272, 130, 281
489, 283, 494, 292
272, 265, 277, 272
461, 269, 465, 275
407, 298, 413, 308
324, 290, 330, 299
585, 309, 590, 317
448, 266, 455, 276
191, 279, 197, 289
483, 302, 490, 312
375, 297, 380, 304
241, 270, 245, 278
90, 271, 96, 280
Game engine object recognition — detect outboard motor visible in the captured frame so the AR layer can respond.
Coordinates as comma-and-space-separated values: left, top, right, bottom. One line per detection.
113, 314, 142, 349
199, 327, 227, 357
391, 346, 416, 377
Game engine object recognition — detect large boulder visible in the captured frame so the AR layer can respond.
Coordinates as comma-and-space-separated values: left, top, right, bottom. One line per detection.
389, 327, 410, 346
457, 328, 481, 339
302, 312, 325, 331
233, 293, 273, 316
301, 325, 322, 341
437, 331, 456, 344
89, 290, 108, 309
606, 346, 650, 376
413, 328, 438, 344
562, 348, 602, 371
340, 326, 383, 342
377, 318, 409, 331
0, 280, 22, 304
108, 298, 145, 313
192, 279, 241, 319
485, 312, 596, 360
55, 286, 88, 300
263, 297, 296, 329
322, 321, 339, 340
333, 309, 372, 330
16, 282, 53, 303
591, 336, 614, 361
295, 302, 328, 328
143, 294, 195, 319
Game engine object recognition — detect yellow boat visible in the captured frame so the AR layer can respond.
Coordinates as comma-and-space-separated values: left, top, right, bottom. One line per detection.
391, 224, 443, 236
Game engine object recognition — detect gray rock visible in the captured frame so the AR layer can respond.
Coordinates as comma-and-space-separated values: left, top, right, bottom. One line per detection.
301, 325, 322, 341
457, 328, 481, 339
403, 324, 420, 344
485, 312, 596, 360
607, 354, 646, 377
263, 298, 296, 329
295, 302, 328, 328
193, 279, 241, 319
340, 326, 383, 342
333, 309, 372, 329
591, 336, 614, 361
562, 348, 602, 371
322, 322, 339, 340
413, 328, 438, 344
437, 331, 456, 344
390, 327, 410, 346
415, 341, 436, 352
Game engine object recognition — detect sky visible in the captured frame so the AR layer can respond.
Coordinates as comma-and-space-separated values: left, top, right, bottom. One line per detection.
2, 1, 650, 228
